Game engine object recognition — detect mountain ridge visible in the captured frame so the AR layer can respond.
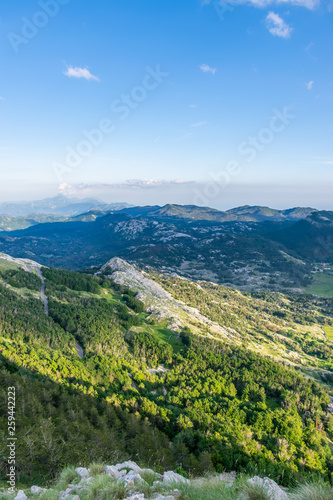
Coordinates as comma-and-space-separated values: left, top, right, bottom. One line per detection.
0, 195, 132, 217
116, 204, 317, 222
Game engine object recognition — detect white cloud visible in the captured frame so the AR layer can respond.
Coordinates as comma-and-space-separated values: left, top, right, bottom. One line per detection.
0, 96, 5, 101
265, 12, 292, 38
189, 104, 197, 108
120, 179, 189, 189
202, 0, 319, 9
58, 179, 191, 195
64, 66, 100, 81
306, 80, 314, 90
199, 64, 217, 75
252, 0, 317, 7
58, 183, 83, 196
191, 121, 207, 127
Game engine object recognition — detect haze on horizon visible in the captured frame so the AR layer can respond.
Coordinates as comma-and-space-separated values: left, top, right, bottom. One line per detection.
0, 0, 332, 210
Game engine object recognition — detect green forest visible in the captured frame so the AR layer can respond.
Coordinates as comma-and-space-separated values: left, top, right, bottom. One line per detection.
0, 265, 332, 487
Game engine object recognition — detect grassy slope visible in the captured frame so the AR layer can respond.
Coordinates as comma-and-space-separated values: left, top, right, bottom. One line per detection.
323, 325, 333, 340
306, 272, 333, 298
151, 271, 333, 374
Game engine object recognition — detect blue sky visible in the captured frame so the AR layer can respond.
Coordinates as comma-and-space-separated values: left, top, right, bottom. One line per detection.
0, 0, 332, 209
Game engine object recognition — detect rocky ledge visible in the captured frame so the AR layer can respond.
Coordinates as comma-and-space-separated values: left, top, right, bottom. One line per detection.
12, 460, 289, 500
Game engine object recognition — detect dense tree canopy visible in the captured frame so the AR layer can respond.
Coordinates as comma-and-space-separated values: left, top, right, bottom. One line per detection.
0, 266, 332, 486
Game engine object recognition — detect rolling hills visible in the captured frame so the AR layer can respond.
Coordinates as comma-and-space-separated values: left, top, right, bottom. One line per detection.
0, 211, 313, 292
269, 211, 333, 261
115, 204, 317, 222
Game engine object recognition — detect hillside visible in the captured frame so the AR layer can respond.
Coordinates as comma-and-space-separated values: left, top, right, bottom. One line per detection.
269, 211, 333, 262
0, 254, 333, 488
0, 213, 312, 292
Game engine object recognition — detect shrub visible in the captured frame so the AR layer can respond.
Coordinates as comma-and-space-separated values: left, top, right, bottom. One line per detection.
289, 482, 333, 500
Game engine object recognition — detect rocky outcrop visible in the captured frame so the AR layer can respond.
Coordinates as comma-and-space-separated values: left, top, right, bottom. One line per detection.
162, 471, 189, 485
10, 461, 290, 500
98, 257, 234, 340
74, 467, 89, 478
14, 492, 28, 500
247, 476, 288, 500
328, 396, 333, 414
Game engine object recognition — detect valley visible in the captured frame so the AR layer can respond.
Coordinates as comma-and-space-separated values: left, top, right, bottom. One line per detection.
0, 210, 330, 294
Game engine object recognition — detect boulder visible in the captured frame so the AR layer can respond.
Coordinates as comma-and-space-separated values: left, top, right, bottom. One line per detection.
247, 476, 288, 500
104, 465, 125, 479
118, 472, 145, 487
124, 495, 145, 500
153, 496, 176, 500
79, 477, 93, 485
75, 467, 89, 478
31, 486, 46, 495
115, 460, 142, 473
140, 468, 155, 476
163, 471, 189, 485
14, 491, 28, 500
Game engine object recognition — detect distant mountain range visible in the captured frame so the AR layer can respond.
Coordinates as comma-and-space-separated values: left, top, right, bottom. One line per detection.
115, 204, 317, 222
0, 197, 331, 292
0, 208, 331, 291
0, 198, 319, 233
0, 195, 317, 221
0, 195, 132, 217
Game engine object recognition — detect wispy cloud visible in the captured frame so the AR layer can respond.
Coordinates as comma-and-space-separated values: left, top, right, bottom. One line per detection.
199, 64, 217, 75
58, 179, 191, 195
58, 183, 83, 196
254, 0, 317, 7
306, 80, 314, 90
265, 12, 292, 38
189, 104, 197, 108
191, 121, 207, 127
123, 179, 189, 189
305, 41, 314, 51
202, 0, 319, 9
0, 96, 5, 101
64, 66, 100, 81
309, 156, 333, 165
